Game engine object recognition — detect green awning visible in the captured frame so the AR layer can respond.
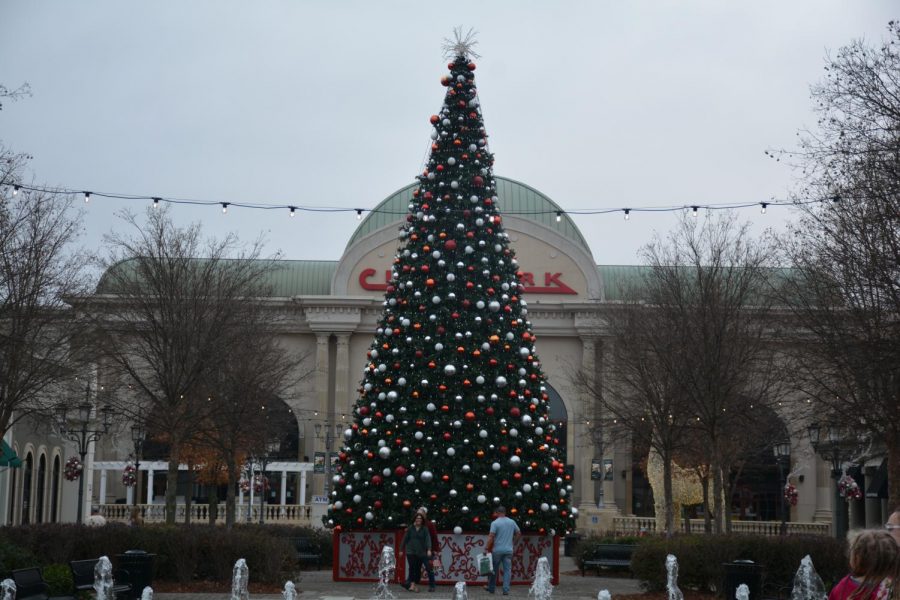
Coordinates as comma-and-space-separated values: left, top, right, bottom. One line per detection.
0, 440, 21, 468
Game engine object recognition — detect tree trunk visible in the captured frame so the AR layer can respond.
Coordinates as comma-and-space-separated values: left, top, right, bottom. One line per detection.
225, 458, 237, 529
663, 455, 675, 538
712, 455, 724, 534
701, 473, 712, 533
183, 468, 193, 524
165, 448, 179, 525
208, 485, 219, 525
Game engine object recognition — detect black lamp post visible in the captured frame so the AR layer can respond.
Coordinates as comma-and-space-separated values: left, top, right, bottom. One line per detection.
807, 422, 854, 540
258, 439, 280, 524
773, 440, 791, 535
131, 422, 146, 506
55, 384, 112, 524
315, 422, 337, 498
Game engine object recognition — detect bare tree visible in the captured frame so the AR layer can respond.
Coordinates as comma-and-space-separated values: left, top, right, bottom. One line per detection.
592, 213, 786, 533
80, 207, 281, 523
0, 143, 90, 439
777, 21, 900, 507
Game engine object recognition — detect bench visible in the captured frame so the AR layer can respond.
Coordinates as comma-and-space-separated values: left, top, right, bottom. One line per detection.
580, 544, 636, 576
289, 537, 323, 570
11, 568, 75, 600
69, 559, 131, 598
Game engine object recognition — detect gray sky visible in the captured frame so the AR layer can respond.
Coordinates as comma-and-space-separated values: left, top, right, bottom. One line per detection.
1, 1, 896, 266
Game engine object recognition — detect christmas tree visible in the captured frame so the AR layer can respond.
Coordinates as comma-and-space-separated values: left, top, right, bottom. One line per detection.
327, 31, 576, 535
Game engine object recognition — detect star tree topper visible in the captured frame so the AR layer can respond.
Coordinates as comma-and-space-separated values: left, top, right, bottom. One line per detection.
442, 26, 481, 60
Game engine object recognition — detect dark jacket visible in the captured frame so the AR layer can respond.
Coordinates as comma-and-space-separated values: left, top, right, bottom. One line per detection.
401, 524, 432, 557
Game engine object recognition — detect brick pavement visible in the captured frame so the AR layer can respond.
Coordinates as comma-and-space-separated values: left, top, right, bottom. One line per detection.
155, 555, 643, 600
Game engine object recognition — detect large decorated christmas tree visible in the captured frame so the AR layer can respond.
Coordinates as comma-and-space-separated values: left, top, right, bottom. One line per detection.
327, 32, 576, 536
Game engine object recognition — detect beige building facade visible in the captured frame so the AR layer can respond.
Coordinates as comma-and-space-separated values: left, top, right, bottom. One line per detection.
1, 177, 886, 532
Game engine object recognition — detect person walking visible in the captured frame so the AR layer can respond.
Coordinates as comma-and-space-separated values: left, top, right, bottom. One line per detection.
399, 513, 432, 592
417, 507, 439, 591
828, 529, 899, 600
483, 506, 520, 596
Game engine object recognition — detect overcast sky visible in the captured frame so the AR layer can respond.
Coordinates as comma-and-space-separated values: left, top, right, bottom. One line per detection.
1, 1, 896, 267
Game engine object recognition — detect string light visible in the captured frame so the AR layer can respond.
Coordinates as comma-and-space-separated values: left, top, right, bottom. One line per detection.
289, 206, 296, 217
1, 182, 829, 221
760, 202, 767, 214
152, 197, 160, 208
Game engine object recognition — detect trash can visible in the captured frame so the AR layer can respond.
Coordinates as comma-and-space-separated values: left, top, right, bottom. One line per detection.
564, 533, 583, 557
116, 550, 156, 600
722, 560, 763, 600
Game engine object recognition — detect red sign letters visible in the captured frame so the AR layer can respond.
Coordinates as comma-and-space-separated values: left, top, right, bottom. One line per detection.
358, 268, 577, 295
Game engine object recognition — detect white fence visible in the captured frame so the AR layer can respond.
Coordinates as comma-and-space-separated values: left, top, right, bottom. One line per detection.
100, 503, 316, 525
612, 516, 831, 536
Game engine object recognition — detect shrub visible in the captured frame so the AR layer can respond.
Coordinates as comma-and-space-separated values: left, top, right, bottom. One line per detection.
629, 534, 846, 595
42, 564, 74, 596
0, 537, 37, 579
0, 523, 303, 584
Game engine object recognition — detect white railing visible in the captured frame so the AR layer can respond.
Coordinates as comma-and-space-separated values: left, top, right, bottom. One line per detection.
100, 503, 316, 525
612, 516, 830, 537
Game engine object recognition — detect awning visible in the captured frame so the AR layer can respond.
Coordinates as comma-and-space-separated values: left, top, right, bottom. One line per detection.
0, 440, 21, 468
865, 460, 888, 499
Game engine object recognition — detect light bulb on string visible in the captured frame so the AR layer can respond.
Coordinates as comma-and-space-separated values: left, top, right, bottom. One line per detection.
13, 185, 19, 196
83, 191, 91, 203
555, 211, 561, 223
624, 209, 630, 221
152, 197, 160, 208
221, 202, 229, 214
356, 209, 363, 220
760, 202, 767, 214
691, 206, 698, 217
289, 206, 296, 218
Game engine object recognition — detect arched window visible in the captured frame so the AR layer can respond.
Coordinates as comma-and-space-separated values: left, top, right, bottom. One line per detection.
22, 452, 33, 524
7, 455, 17, 524
35, 454, 46, 523
50, 455, 61, 522
544, 383, 569, 463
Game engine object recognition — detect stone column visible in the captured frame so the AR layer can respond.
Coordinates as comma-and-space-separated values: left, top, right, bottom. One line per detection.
335, 333, 351, 415
146, 470, 154, 504
577, 335, 597, 511
300, 470, 308, 506
599, 338, 619, 513
280, 471, 288, 506
314, 333, 331, 496
98, 469, 107, 505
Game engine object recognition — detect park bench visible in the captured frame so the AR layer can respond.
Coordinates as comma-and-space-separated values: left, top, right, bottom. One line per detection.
69, 559, 132, 598
289, 537, 323, 570
580, 544, 636, 576
11, 567, 75, 600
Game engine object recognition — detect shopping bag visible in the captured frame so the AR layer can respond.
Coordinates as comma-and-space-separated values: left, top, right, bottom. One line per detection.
478, 552, 494, 575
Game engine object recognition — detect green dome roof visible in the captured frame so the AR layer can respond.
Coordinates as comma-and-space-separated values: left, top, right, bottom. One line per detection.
346, 176, 590, 256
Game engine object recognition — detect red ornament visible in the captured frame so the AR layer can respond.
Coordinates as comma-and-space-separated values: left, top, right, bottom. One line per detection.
374, 500, 383, 509
445, 239, 457, 251
473, 176, 484, 187
467, 62, 476, 70
464, 411, 476, 421
510, 407, 521, 418
395, 466, 407, 477
430, 115, 439, 124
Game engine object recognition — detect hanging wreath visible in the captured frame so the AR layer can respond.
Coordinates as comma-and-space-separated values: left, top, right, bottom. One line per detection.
239, 474, 269, 493
64, 456, 83, 481
838, 474, 862, 501
783, 482, 799, 506
122, 463, 137, 487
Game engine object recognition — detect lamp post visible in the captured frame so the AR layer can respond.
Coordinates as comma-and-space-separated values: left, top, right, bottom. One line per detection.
808, 422, 854, 540
773, 440, 791, 535
131, 422, 146, 507
315, 422, 336, 498
55, 384, 112, 524
258, 439, 280, 524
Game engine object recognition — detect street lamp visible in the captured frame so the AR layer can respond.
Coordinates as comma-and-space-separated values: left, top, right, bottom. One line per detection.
130, 422, 146, 507
258, 439, 280, 524
315, 422, 337, 497
773, 440, 791, 535
55, 384, 113, 524
808, 422, 856, 540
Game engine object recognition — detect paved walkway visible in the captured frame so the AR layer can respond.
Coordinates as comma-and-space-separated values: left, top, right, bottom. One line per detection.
156, 556, 642, 600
